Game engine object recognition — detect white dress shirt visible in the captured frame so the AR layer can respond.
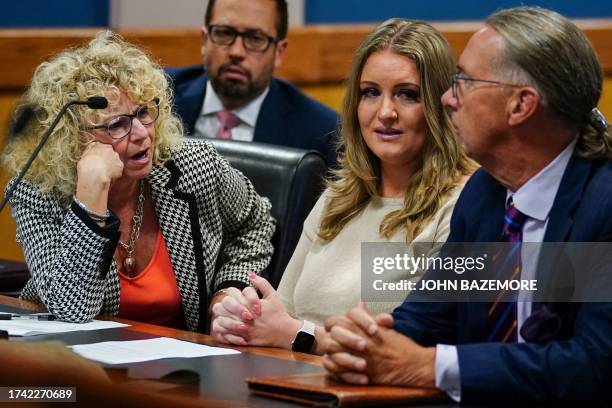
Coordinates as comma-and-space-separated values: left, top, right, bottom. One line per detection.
193, 80, 269, 141
435, 139, 577, 402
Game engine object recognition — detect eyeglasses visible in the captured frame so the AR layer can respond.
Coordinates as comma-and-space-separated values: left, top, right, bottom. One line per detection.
208, 24, 277, 52
86, 98, 160, 140
451, 72, 522, 100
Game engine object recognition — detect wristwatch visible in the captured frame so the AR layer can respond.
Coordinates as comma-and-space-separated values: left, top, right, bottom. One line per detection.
291, 320, 316, 353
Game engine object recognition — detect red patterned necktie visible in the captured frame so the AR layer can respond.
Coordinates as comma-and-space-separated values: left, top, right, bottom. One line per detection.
487, 197, 528, 342
215, 110, 240, 139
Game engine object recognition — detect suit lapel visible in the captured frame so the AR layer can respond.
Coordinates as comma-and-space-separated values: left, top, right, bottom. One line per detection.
456, 173, 506, 340
461, 159, 592, 340
148, 162, 202, 331
543, 154, 592, 242
177, 75, 207, 135
475, 178, 507, 337
535, 154, 592, 300
254, 79, 290, 144
477, 174, 507, 242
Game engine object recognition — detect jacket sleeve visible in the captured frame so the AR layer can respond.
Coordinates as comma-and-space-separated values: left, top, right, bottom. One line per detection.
207, 145, 276, 292
391, 185, 468, 345
9, 181, 120, 322
458, 215, 612, 403
458, 302, 612, 403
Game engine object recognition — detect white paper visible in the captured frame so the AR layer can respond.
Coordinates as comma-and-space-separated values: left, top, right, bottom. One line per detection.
69, 337, 240, 364
0, 314, 128, 336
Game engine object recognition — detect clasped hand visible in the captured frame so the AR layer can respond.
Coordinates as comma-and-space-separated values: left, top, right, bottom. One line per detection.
321, 303, 437, 388
210, 272, 301, 348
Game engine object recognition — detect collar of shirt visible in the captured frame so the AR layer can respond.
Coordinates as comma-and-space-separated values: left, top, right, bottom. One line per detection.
506, 138, 577, 222
201, 80, 270, 128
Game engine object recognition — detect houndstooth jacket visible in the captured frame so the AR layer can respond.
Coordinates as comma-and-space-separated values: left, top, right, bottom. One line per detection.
9, 139, 275, 331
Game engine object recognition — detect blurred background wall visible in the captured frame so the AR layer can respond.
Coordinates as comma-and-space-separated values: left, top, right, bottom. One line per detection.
0, 0, 304, 28
2, 0, 611, 28
305, 0, 612, 22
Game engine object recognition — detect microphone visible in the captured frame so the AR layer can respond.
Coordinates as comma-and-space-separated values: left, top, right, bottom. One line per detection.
86, 96, 108, 110
0, 97, 109, 214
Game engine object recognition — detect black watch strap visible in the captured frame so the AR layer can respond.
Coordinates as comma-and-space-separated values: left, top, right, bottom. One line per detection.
291, 320, 316, 353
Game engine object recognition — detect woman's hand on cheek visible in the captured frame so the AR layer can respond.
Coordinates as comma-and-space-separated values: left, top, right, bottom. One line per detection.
77, 142, 123, 186
75, 142, 123, 213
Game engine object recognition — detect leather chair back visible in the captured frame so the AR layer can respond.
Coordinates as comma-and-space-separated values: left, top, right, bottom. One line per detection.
206, 139, 327, 288
0, 259, 29, 297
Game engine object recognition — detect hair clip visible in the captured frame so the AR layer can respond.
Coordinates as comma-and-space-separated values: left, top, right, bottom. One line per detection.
587, 107, 609, 133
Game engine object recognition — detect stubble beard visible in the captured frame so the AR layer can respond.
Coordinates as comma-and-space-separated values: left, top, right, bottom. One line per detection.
208, 54, 275, 107
212, 76, 254, 101
210, 70, 271, 107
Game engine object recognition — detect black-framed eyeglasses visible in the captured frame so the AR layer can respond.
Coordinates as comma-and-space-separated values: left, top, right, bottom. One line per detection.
208, 24, 277, 52
86, 98, 160, 140
451, 72, 522, 100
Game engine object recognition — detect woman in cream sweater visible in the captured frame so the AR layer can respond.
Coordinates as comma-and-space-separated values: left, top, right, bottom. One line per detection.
210, 19, 475, 353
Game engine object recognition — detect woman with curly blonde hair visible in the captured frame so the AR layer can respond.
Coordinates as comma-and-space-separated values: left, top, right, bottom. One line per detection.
2, 31, 275, 331
210, 19, 475, 353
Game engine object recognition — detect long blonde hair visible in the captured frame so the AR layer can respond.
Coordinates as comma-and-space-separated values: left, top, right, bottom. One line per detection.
1, 31, 182, 201
319, 19, 474, 242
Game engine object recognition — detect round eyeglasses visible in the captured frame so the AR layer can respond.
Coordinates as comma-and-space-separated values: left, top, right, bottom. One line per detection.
86, 98, 160, 140
208, 24, 277, 53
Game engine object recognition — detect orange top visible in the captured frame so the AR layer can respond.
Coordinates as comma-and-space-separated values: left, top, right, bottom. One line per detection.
118, 230, 185, 329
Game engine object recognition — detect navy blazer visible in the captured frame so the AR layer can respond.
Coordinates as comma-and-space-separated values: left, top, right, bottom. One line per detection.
393, 154, 612, 403
166, 65, 339, 167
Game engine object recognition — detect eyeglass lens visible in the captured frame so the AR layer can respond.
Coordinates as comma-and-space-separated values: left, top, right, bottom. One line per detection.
210, 25, 272, 51
106, 102, 159, 139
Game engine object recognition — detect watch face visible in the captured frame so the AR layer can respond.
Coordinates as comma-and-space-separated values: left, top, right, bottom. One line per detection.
292, 331, 315, 353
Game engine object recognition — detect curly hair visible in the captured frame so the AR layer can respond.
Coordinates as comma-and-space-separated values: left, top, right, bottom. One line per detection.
318, 19, 476, 242
1, 31, 182, 201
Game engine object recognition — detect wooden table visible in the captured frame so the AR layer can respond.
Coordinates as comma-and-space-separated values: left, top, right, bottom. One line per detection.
0, 295, 324, 407
0, 296, 456, 407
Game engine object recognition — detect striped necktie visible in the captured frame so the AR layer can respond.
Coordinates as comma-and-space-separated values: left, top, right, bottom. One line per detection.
215, 110, 240, 139
486, 198, 528, 342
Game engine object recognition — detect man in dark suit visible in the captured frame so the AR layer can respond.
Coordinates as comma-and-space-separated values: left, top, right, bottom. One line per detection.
167, 0, 338, 166
321, 7, 612, 404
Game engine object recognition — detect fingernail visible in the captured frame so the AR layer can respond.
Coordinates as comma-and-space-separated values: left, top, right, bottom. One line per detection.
368, 324, 377, 335
242, 311, 252, 321
247, 271, 256, 279
239, 324, 248, 331
355, 359, 366, 370
359, 376, 368, 385
357, 339, 366, 351
253, 304, 261, 315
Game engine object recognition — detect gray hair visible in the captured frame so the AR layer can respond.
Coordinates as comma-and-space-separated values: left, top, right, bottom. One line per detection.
486, 6, 611, 159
